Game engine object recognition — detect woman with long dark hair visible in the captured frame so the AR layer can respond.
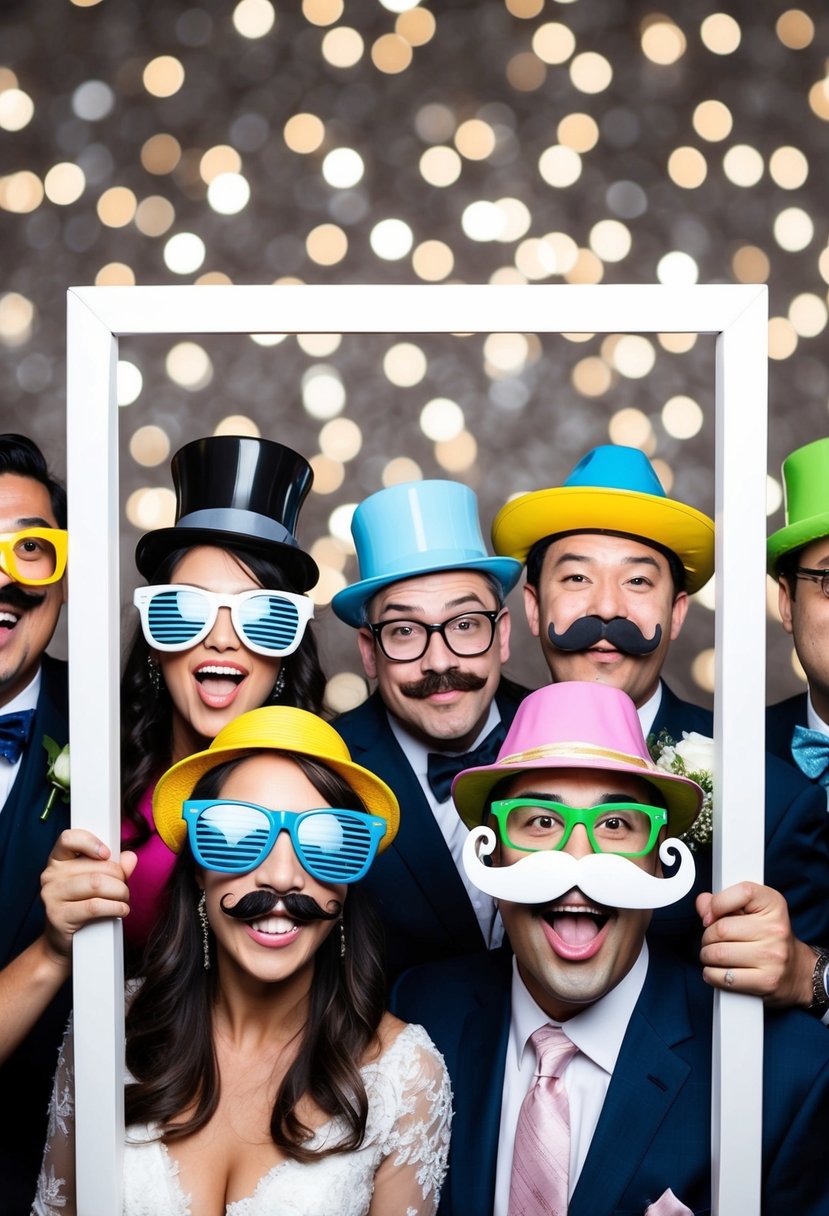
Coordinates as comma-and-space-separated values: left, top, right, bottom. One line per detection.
121, 435, 327, 952
35, 707, 451, 1214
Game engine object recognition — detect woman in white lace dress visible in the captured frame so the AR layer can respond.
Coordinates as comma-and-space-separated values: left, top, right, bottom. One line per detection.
34, 707, 452, 1216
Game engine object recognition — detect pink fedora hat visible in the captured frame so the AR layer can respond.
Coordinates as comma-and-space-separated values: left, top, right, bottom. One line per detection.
452, 682, 702, 834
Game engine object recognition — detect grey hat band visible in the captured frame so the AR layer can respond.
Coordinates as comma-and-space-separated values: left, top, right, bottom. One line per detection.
176, 508, 299, 548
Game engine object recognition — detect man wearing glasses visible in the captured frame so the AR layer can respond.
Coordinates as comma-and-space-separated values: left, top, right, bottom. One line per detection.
394, 682, 829, 1215
332, 479, 526, 979
768, 437, 829, 774
492, 443, 829, 1023
0, 433, 71, 1211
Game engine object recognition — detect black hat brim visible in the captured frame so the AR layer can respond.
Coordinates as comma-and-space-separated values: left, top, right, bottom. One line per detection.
135, 526, 319, 591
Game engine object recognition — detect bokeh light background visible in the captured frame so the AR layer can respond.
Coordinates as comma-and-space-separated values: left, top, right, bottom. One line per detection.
1, 0, 827, 710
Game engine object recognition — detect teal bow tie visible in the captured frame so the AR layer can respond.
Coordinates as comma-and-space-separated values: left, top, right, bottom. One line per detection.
791, 724, 829, 787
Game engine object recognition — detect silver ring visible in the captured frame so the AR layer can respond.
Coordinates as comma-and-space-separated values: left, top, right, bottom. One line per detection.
724, 968, 735, 987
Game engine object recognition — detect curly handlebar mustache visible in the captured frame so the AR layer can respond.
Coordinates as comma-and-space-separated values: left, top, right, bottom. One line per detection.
219, 889, 342, 923
462, 826, 695, 910
547, 615, 663, 656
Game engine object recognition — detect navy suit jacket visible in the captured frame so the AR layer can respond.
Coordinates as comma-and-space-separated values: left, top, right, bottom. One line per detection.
648, 682, 829, 949
393, 945, 829, 1216
765, 691, 808, 768
335, 681, 526, 980
0, 654, 71, 1215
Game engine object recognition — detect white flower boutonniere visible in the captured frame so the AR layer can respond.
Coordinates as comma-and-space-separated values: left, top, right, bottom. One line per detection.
42, 737, 70, 821
650, 729, 714, 852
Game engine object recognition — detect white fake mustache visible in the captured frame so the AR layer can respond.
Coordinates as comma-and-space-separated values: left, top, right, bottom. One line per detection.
462, 826, 696, 910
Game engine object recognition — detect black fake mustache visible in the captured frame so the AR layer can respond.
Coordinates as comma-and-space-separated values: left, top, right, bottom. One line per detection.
0, 584, 47, 613
219, 890, 341, 924
401, 670, 488, 699
548, 616, 663, 656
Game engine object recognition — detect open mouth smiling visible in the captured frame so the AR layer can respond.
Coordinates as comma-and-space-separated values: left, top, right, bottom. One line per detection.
195, 663, 246, 682
194, 663, 247, 688
192, 663, 249, 708
0, 608, 21, 631
250, 913, 300, 936
542, 901, 610, 944
536, 893, 616, 960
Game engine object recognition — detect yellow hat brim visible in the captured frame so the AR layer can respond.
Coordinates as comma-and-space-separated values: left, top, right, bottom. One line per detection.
152, 706, 399, 854
492, 486, 715, 595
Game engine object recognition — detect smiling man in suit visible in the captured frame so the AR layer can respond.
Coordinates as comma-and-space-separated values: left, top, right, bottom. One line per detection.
394, 682, 829, 1216
0, 434, 71, 1213
767, 437, 829, 773
332, 479, 526, 979
491, 444, 829, 1018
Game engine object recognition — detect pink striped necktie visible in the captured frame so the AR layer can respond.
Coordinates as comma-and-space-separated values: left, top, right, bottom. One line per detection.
508, 1023, 578, 1216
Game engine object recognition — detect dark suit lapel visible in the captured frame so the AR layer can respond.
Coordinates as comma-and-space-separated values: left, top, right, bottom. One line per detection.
0, 657, 70, 965
650, 681, 713, 744
346, 694, 483, 949
446, 970, 511, 1214
569, 953, 695, 1216
766, 693, 808, 765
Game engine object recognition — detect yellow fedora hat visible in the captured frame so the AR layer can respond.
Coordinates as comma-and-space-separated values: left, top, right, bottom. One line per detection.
491, 445, 715, 595
153, 705, 399, 854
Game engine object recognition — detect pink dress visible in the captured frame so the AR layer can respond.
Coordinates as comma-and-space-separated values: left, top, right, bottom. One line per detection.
122, 785, 176, 954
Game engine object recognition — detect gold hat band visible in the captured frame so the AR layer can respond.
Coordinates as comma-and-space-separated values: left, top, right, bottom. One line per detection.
497, 742, 654, 770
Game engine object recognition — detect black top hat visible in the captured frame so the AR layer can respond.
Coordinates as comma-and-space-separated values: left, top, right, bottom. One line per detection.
135, 436, 319, 591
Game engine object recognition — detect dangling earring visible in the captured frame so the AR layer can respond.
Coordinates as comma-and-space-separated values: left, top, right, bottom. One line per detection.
339, 918, 346, 959
147, 654, 162, 695
198, 891, 211, 971
271, 666, 286, 702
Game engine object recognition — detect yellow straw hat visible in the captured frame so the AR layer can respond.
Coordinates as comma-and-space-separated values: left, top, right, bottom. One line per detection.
153, 705, 399, 854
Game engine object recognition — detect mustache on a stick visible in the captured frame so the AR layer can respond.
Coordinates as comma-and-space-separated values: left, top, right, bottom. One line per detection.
462, 826, 695, 910
547, 616, 663, 656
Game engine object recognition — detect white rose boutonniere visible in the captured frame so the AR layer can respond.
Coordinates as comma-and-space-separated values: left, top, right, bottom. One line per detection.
650, 729, 714, 852
42, 736, 70, 821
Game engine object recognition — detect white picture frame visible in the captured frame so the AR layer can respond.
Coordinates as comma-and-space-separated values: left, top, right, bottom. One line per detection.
66, 282, 767, 1214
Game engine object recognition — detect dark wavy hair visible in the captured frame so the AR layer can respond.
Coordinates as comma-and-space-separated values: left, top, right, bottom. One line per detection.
0, 433, 67, 527
124, 752, 386, 1161
121, 545, 327, 845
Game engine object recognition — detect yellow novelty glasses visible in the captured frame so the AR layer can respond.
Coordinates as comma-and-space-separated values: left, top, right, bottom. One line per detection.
0, 528, 68, 586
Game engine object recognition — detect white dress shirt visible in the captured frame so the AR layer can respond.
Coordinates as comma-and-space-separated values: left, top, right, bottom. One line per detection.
636, 681, 663, 741
806, 690, 829, 739
494, 944, 649, 1216
0, 668, 41, 813
387, 703, 503, 947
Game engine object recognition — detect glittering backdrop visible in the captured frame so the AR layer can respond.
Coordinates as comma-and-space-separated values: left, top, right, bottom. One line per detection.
1, 0, 828, 711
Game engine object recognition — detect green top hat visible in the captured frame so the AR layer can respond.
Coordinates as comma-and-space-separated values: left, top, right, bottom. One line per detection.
768, 437, 829, 577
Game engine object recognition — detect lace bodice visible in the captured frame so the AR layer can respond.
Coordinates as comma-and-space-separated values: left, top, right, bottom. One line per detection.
33, 1020, 451, 1216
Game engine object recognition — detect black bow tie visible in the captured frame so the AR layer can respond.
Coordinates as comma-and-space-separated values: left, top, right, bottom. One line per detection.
426, 724, 505, 803
0, 708, 35, 765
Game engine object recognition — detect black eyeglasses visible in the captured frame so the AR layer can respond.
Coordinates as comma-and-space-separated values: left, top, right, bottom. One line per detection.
368, 609, 505, 663
795, 567, 829, 598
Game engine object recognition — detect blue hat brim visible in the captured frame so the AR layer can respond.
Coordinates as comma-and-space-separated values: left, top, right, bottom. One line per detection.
332, 555, 523, 627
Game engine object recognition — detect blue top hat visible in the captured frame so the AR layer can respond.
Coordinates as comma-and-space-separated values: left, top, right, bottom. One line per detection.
492, 444, 715, 594
331, 480, 523, 627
